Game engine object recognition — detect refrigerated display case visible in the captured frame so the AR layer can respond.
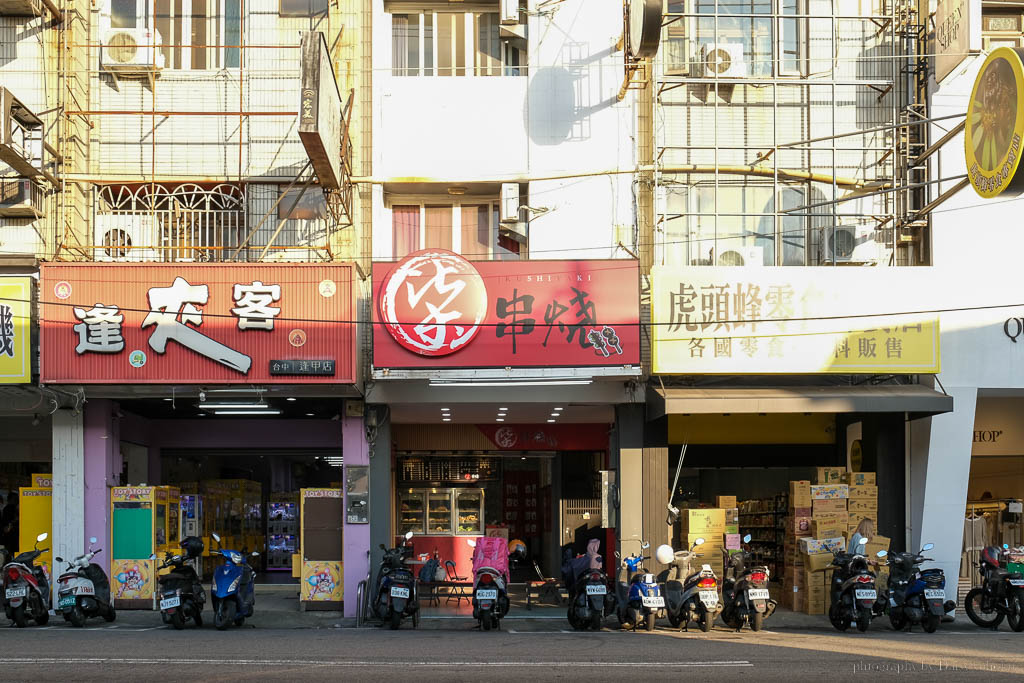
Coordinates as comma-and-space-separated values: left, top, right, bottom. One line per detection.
428, 491, 452, 534
398, 490, 425, 536
456, 490, 483, 535
394, 488, 484, 537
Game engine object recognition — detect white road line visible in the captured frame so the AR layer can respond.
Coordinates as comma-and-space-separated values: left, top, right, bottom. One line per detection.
0, 658, 753, 668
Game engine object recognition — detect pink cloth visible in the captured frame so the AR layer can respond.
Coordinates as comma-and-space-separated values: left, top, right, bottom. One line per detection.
471, 536, 509, 582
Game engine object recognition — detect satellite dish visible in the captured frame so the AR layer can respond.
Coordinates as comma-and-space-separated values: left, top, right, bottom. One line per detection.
628, 0, 662, 60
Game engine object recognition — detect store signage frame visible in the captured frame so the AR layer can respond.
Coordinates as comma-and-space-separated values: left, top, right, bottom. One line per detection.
966, 47, 1024, 198
298, 31, 343, 190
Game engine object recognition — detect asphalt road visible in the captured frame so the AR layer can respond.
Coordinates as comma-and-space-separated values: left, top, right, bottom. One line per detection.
2, 620, 1023, 681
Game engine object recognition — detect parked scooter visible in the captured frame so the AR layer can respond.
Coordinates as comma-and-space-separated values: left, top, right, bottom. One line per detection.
154, 536, 206, 629
469, 537, 511, 631
55, 536, 115, 627
661, 538, 721, 632
885, 542, 956, 633
374, 531, 419, 630
613, 542, 663, 631
964, 544, 1024, 631
720, 534, 776, 632
829, 536, 885, 632
210, 532, 258, 630
3, 532, 50, 627
562, 538, 614, 631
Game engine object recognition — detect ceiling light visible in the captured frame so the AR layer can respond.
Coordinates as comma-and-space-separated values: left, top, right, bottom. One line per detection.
547, 419, 556, 423
305, 413, 315, 417
496, 418, 504, 422
446, 186, 468, 195
520, 457, 526, 460
553, 407, 563, 411
430, 380, 592, 387
499, 407, 508, 411
286, 397, 297, 402
498, 412, 506, 417
199, 402, 273, 410
163, 398, 172, 402
212, 409, 282, 416
550, 413, 559, 417
442, 418, 451, 422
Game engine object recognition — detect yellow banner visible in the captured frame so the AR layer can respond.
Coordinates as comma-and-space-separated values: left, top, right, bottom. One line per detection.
0, 277, 31, 383
651, 267, 940, 374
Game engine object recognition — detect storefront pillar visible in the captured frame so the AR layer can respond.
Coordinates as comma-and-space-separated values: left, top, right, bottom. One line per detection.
909, 386, 977, 608
84, 399, 121, 559
51, 408, 84, 602
862, 413, 907, 552
367, 406, 392, 586
343, 415, 370, 617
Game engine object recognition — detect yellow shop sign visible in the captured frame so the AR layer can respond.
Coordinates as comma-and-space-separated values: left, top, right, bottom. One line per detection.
651, 267, 940, 374
0, 277, 30, 383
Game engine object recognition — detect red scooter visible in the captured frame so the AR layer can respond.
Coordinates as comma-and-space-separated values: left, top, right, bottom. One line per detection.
3, 532, 51, 627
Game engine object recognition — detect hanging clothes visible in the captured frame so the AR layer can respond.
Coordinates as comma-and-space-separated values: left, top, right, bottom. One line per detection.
962, 515, 988, 579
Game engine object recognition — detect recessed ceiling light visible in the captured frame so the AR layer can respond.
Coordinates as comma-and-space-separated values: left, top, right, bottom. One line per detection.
442, 418, 451, 422
305, 413, 314, 416
287, 397, 297, 402
550, 413, 559, 417
499, 407, 508, 411
496, 418, 504, 422
441, 409, 450, 413
498, 412, 506, 417
547, 419, 556, 423
163, 398, 172, 402
553, 407, 563, 411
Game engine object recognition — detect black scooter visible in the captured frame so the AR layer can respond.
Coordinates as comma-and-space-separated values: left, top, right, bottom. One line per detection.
563, 541, 614, 631
720, 534, 776, 631
663, 538, 720, 632
885, 542, 955, 633
155, 536, 206, 629
3, 532, 51, 627
829, 537, 885, 632
373, 531, 419, 630
964, 543, 1024, 631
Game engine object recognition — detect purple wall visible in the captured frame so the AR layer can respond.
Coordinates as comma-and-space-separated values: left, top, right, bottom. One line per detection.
342, 416, 369, 617
84, 400, 121, 554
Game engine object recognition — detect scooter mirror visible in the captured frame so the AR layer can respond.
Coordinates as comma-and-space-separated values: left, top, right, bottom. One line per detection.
467, 539, 476, 548
405, 531, 414, 540
742, 534, 752, 544
1004, 544, 1010, 550
36, 532, 48, 543
614, 551, 620, 559
55, 557, 64, 563
641, 542, 650, 550
876, 550, 888, 558
251, 552, 260, 557
858, 537, 868, 546
89, 537, 97, 544
922, 543, 934, 551
149, 553, 157, 560
212, 533, 221, 543
693, 538, 705, 546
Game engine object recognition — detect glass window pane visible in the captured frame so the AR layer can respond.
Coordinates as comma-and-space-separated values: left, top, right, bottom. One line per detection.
475, 13, 501, 76
495, 205, 522, 259
392, 205, 420, 258
460, 204, 490, 258
225, 0, 241, 68
174, 0, 183, 69
392, 14, 419, 76
279, 0, 327, 16
155, 0, 173, 67
455, 12, 466, 76
438, 13, 453, 76
278, 186, 327, 220
191, 0, 208, 70
425, 205, 452, 250
780, 187, 806, 265
111, 0, 137, 28
424, 13, 434, 75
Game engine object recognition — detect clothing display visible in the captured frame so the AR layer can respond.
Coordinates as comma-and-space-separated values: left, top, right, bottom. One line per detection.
961, 514, 988, 579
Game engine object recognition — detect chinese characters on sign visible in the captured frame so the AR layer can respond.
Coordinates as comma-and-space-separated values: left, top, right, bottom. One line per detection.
374, 250, 640, 368
40, 264, 356, 384
651, 267, 940, 374
0, 278, 30, 383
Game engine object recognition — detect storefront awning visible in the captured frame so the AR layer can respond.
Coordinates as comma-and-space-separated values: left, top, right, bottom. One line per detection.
649, 385, 953, 420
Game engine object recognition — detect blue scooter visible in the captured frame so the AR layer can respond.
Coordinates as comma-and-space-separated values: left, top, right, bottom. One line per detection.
210, 533, 259, 630
614, 542, 664, 631
885, 542, 954, 633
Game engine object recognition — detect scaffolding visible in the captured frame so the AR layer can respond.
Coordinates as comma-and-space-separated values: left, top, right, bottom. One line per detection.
649, 0, 926, 269
52, 0, 360, 263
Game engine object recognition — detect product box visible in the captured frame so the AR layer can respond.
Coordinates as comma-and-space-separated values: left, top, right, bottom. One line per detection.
867, 534, 891, 550
812, 511, 849, 527
724, 524, 739, 535
788, 548, 806, 567
812, 499, 847, 516
810, 484, 849, 500
847, 499, 877, 514
716, 495, 737, 509
725, 507, 739, 525
792, 590, 806, 613
787, 515, 812, 536
799, 536, 845, 554
843, 472, 876, 486
804, 598, 827, 615
789, 480, 811, 508
848, 485, 878, 500
805, 552, 834, 572
803, 569, 824, 588
686, 533, 723, 550
814, 467, 845, 484
810, 521, 845, 540
681, 508, 726, 532
785, 566, 805, 586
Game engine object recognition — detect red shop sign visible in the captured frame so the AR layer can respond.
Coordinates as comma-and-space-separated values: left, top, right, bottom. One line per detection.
476, 424, 610, 451
40, 263, 357, 384
373, 251, 640, 368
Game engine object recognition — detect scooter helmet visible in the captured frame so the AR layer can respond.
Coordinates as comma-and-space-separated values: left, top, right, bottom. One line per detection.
508, 539, 527, 560
656, 544, 674, 565
981, 546, 1003, 568
180, 536, 204, 560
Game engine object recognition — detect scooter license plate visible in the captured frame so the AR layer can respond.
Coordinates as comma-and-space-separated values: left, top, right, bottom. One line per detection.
747, 589, 770, 600
586, 584, 607, 595
641, 596, 665, 608
1009, 579, 1024, 587
924, 589, 945, 599
58, 594, 76, 609
476, 589, 498, 600
390, 586, 410, 599
5, 587, 26, 599
699, 590, 718, 605
855, 589, 876, 600
160, 596, 181, 610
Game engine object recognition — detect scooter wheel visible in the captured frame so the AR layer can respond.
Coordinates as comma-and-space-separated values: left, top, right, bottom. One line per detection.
889, 609, 907, 631
193, 610, 203, 628
1008, 594, 1024, 633
10, 604, 26, 628
646, 612, 657, 632
482, 615, 492, 631
170, 611, 185, 630
590, 611, 603, 631
215, 601, 236, 631
412, 609, 420, 629
699, 609, 712, 633
856, 608, 871, 632
69, 607, 85, 628
750, 611, 763, 632
103, 605, 116, 623
389, 610, 402, 630
35, 608, 48, 626
922, 613, 939, 633
965, 587, 1004, 629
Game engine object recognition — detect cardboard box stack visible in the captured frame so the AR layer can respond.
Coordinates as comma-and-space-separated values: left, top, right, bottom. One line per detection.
682, 508, 726, 577
782, 480, 811, 609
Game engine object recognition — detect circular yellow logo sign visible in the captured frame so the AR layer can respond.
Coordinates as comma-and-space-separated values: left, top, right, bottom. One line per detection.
967, 47, 1024, 198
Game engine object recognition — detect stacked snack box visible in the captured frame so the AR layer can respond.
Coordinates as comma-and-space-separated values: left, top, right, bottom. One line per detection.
798, 536, 845, 614
681, 508, 726, 578
845, 472, 878, 540
782, 480, 811, 610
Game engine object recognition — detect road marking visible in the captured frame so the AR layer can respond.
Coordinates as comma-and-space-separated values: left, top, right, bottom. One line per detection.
0, 658, 753, 668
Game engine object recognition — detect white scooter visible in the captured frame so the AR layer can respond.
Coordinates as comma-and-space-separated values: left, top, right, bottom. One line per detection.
55, 536, 116, 627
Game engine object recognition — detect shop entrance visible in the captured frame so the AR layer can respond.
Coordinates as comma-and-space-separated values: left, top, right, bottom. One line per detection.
0, 416, 53, 572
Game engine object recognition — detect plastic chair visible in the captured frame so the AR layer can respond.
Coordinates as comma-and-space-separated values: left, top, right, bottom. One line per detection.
444, 559, 470, 606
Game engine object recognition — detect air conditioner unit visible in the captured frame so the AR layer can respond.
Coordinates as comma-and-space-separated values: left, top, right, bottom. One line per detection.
698, 43, 747, 78
101, 28, 165, 73
500, 0, 520, 24
716, 245, 764, 267
94, 214, 161, 262
0, 179, 44, 217
500, 182, 520, 223
818, 225, 879, 264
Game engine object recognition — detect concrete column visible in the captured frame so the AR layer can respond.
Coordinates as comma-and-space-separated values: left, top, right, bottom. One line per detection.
367, 406, 392, 603
84, 400, 121, 560
615, 404, 645, 560
342, 414, 370, 618
909, 386, 976, 609
863, 413, 907, 552
51, 409, 84, 603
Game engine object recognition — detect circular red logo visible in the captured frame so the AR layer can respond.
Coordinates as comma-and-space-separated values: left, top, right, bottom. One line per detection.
379, 249, 488, 356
